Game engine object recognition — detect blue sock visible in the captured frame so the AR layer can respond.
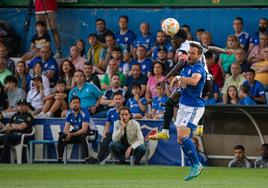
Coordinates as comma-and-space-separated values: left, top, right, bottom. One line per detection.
181, 137, 200, 166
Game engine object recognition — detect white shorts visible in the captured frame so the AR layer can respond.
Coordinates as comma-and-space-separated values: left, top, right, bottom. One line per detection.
175, 103, 205, 130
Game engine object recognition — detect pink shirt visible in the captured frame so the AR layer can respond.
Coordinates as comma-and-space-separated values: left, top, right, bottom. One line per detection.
71, 56, 86, 70
147, 75, 165, 98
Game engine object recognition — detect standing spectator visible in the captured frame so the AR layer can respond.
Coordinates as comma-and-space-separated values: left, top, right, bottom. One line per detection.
0, 58, 12, 85
115, 15, 136, 62
87, 33, 105, 72
132, 22, 155, 57
221, 63, 245, 104
232, 17, 250, 50
124, 63, 147, 99
59, 59, 75, 91
0, 44, 15, 74
95, 18, 114, 46
101, 59, 126, 91
247, 33, 268, 64
57, 96, 95, 163
228, 145, 253, 168
69, 45, 86, 71
83, 63, 101, 90
75, 39, 85, 58
2, 76, 26, 117
218, 35, 240, 74
35, 0, 62, 58
243, 69, 266, 104
28, 46, 59, 88
252, 47, 268, 88
68, 70, 102, 116
97, 91, 124, 163
249, 18, 268, 52
239, 84, 256, 105
126, 84, 147, 119
0, 99, 34, 163
109, 106, 146, 165
15, 61, 31, 92
255, 143, 268, 168
225, 85, 240, 105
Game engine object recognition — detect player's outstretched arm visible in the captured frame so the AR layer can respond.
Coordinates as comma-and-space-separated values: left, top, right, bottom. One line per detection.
164, 59, 186, 80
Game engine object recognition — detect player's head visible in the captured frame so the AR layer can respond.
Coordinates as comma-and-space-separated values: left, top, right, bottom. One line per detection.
113, 91, 124, 108
261, 143, 268, 158
119, 106, 132, 123
188, 43, 202, 64
70, 96, 81, 112
233, 145, 246, 161
171, 29, 188, 49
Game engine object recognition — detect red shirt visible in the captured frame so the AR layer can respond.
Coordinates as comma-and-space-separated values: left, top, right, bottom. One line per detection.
208, 63, 223, 88
35, 0, 57, 13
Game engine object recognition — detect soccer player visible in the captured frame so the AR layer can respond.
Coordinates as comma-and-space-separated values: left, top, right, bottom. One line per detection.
171, 43, 206, 180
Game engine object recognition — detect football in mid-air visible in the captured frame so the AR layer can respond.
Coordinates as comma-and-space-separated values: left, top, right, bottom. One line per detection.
161, 18, 180, 36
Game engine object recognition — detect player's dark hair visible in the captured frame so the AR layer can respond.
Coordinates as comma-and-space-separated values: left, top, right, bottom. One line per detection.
173, 29, 188, 41
96, 18, 106, 25
234, 145, 245, 151
189, 42, 203, 55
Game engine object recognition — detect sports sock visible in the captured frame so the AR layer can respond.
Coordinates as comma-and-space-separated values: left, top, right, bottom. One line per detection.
181, 137, 200, 166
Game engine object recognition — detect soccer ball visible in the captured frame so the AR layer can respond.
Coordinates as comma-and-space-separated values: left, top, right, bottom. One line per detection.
161, 18, 180, 36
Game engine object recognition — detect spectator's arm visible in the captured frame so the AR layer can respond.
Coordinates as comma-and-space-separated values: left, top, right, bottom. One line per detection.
63, 122, 71, 134
100, 96, 114, 106
45, 70, 55, 80
10, 122, 27, 131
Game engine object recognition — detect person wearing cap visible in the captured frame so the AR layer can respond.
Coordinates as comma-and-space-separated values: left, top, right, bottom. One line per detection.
156, 46, 174, 75
0, 99, 34, 163
36, 79, 68, 118
87, 33, 105, 72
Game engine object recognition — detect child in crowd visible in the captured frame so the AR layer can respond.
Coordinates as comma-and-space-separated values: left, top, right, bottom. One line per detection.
111, 47, 129, 76
126, 83, 147, 119
240, 84, 256, 105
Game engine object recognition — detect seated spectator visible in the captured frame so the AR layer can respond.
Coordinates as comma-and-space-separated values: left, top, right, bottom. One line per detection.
228, 145, 253, 168
155, 46, 174, 75
221, 63, 245, 104
15, 61, 31, 92
87, 33, 105, 73
255, 143, 268, 168
21, 20, 50, 62
243, 69, 266, 104
75, 39, 86, 58
0, 57, 12, 85
36, 80, 68, 118
252, 47, 268, 88
247, 33, 268, 64
100, 74, 125, 113
124, 63, 147, 99
130, 45, 153, 77
200, 31, 214, 46
109, 106, 146, 165
218, 35, 240, 74
0, 99, 34, 163
182, 24, 193, 40
69, 45, 86, 71
30, 62, 50, 94
126, 84, 147, 119
239, 84, 256, 105
59, 59, 75, 91
232, 17, 250, 50
68, 70, 102, 116
98, 91, 124, 163
57, 96, 96, 163
225, 85, 240, 105
132, 22, 155, 58
95, 18, 114, 46
0, 44, 15, 74
28, 46, 59, 88
192, 137, 209, 166
110, 47, 129, 76
230, 47, 251, 77
204, 83, 220, 105
0, 81, 8, 111
2, 76, 26, 117
101, 59, 126, 91
145, 62, 165, 102
248, 18, 268, 53
151, 31, 174, 61
145, 82, 168, 119
27, 76, 50, 116
83, 63, 101, 90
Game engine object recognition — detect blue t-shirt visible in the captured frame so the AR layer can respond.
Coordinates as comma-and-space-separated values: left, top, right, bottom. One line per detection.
126, 97, 147, 116
115, 30, 136, 53
250, 31, 268, 46
65, 108, 90, 131
236, 31, 250, 50
240, 96, 256, 105
152, 95, 168, 114
107, 107, 119, 133
124, 74, 148, 98
243, 80, 266, 99
133, 33, 155, 51
29, 56, 59, 87
130, 58, 153, 76
151, 43, 174, 61
102, 88, 125, 111
68, 82, 102, 109
180, 61, 206, 107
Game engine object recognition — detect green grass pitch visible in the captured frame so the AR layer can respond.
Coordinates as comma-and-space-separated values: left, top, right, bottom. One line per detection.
0, 164, 268, 188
